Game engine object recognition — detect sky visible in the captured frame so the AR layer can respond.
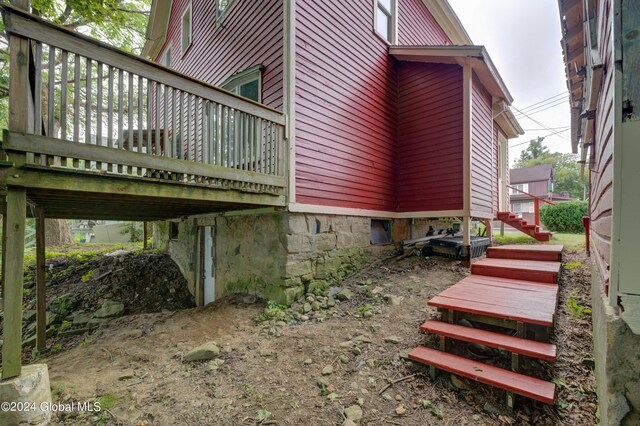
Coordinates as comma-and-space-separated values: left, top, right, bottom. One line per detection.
448, 0, 572, 166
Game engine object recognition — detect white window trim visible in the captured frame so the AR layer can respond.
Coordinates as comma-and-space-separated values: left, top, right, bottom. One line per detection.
510, 183, 529, 195
181, 2, 192, 55
373, 0, 397, 45
216, 0, 238, 23
221, 65, 264, 102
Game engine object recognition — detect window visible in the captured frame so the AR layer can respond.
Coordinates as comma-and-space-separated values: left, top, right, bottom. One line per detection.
512, 202, 534, 214
375, 0, 396, 44
510, 183, 529, 195
160, 45, 172, 68
222, 65, 263, 102
181, 3, 192, 54
217, 0, 237, 21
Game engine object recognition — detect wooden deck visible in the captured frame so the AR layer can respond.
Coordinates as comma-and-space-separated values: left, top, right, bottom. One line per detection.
412, 245, 563, 408
0, 4, 288, 220
0, 4, 289, 381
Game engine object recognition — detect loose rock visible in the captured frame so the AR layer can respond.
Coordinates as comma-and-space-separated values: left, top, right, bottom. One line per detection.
322, 365, 334, 376
384, 336, 402, 344
344, 405, 363, 421
185, 342, 220, 362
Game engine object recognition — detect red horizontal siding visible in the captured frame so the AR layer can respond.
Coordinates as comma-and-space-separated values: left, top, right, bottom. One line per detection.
589, 0, 614, 287
156, 0, 283, 111
470, 73, 496, 214
398, 0, 452, 45
397, 62, 463, 212
295, 0, 397, 210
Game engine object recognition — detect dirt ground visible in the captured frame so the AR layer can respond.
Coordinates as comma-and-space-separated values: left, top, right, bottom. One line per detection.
41, 248, 596, 426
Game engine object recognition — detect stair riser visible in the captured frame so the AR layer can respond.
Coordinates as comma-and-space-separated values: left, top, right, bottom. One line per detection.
486, 249, 562, 262
471, 265, 559, 284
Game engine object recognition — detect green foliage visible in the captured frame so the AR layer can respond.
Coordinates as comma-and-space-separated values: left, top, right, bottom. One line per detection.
516, 137, 550, 165
98, 392, 117, 410
563, 260, 584, 270
358, 304, 372, 317
255, 409, 271, 422
30, 0, 151, 53
566, 290, 591, 319
514, 138, 588, 200
255, 301, 291, 323
540, 201, 588, 233
120, 222, 143, 242
81, 270, 94, 282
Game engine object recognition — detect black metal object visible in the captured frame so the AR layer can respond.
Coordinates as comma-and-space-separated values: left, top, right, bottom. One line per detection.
428, 236, 491, 260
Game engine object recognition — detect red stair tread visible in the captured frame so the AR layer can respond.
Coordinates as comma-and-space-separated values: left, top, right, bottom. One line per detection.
458, 275, 558, 292
409, 346, 555, 404
487, 245, 563, 262
429, 295, 554, 326
420, 320, 557, 362
471, 258, 561, 284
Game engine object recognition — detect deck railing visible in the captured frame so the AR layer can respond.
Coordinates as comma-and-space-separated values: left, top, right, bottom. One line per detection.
2, 5, 287, 195
507, 185, 556, 226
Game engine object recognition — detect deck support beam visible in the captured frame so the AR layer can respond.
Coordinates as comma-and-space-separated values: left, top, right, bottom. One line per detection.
2, 188, 27, 380
35, 205, 46, 352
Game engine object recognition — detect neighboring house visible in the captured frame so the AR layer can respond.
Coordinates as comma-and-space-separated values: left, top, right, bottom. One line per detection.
509, 164, 573, 224
559, 0, 640, 424
140, 0, 523, 306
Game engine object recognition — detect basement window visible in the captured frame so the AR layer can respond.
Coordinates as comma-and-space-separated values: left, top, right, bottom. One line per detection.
170, 222, 180, 240
181, 2, 192, 54
371, 219, 392, 244
374, 0, 396, 44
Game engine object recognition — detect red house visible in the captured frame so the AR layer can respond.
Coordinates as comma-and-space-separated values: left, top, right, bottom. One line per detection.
141, 0, 523, 304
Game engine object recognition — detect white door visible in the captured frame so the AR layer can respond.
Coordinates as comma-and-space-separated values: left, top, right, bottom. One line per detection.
203, 226, 215, 304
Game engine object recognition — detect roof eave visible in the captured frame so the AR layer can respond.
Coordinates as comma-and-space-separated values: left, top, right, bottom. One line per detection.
423, 0, 473, 45
141, 0, 173, 60
495, 107, 525, 139
389, 45, 514, 105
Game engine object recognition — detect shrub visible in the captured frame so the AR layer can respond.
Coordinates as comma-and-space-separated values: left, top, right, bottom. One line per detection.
540, 201, 588, 233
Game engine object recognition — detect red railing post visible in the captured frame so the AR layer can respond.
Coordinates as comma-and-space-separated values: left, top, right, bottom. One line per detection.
534, 199, 540, 226
583, 216, 590, 256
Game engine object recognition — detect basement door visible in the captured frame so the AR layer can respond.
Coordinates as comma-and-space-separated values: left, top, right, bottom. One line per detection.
199, 226, 216, 305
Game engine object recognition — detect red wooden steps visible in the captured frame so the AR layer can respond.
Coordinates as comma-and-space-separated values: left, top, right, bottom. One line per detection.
487, 245, 564, 262
471, 258, 561, 284
409, 346, 555, 404
496, 212, 552, 242
420, 320, 557, 362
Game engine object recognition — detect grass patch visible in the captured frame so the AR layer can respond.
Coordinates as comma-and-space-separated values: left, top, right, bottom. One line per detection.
98, 392, 118, 410
492, 231, 585, 251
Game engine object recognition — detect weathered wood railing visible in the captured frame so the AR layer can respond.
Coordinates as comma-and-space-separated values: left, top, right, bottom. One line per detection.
1, 4, 287, 195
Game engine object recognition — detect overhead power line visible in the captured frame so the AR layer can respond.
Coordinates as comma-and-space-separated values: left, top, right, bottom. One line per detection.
511, 105, 571, 142
515, 99, 568, 118
509, 128, 571, 148
515, 91, 568, 113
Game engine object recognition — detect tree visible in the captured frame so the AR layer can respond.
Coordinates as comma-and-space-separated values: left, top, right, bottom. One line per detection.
514, 137, 555, 167
1, 0, 151, 243
513, 138, 588, 200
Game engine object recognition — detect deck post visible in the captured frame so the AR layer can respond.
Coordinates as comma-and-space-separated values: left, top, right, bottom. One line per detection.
2, 188, 27, 379
461, 216, 472, 267
35, 205, 46, 352
1, 214, 6, 302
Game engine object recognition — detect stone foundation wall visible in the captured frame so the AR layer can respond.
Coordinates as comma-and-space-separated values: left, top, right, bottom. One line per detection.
283, 213, 371, 303
153, 219, 198, 295
591, 260, 640, 425
154, 212, 377, 305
